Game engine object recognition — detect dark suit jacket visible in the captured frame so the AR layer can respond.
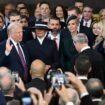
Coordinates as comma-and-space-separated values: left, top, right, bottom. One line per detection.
0, 90, 6, 105
81, 49, 105, 85
0, 28, 7, 42
26, 78, 47, 95
26, 37, 59, 68
59, 35, 78, 71
72, 48, 105, 86
80, 18, 94, 28
0, 40, 31, 82
81, 95, 95, 105
92, 100, 100, 105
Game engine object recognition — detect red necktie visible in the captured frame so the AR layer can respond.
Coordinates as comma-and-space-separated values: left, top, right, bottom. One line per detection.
17, 44, 28, 82
53, 38, 58, 50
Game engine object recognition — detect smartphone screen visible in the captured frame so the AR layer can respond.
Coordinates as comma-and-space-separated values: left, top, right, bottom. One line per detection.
22, 97, 32, 105
12, 71, 19, 82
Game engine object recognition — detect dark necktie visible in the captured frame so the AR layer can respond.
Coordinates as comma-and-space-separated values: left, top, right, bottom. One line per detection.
54, 38, 58, 50
85, 22, 88, 27
17, 43, 28, 82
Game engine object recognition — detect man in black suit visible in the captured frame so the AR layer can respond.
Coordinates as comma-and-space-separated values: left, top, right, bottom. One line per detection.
48, 17, 62, 51
86, 78, 104, 105
80, 5, 93, 28
26, 21, 59, 71
72, 33, 105, 86
0, 22, 30, 82
74, 54, 91, 84
26, 59, 47, 95
80, 5, 95, 46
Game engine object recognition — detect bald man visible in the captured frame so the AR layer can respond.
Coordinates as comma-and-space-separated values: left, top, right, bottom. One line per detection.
0, 67, 15, 102
0, 22, 31, 83
26, 59, 47, 94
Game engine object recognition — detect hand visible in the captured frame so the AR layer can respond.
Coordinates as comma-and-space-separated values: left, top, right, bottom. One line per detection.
28, 87, 49, 105
55, 85, 71, 103
5, 38, 13, 54
15, 77, 26, 92
30, 93, 38, 105
65, 72, 87, 94
44, 87, 53, 104
45, 65, 51, 72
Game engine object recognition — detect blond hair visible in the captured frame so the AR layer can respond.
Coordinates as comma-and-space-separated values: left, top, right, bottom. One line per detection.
98, 20, 105, 38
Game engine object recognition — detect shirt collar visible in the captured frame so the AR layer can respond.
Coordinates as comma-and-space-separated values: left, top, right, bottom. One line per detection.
37, 32, 47, 44
10, 38, 17, 46
77, 76, 88, 80
92, 98, 102, 102
83, 19, 92, 27
81, 46, 90, 52
48, 31, 60, 40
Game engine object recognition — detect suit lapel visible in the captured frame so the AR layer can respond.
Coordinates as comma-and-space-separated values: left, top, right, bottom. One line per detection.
10, 41, 26, 67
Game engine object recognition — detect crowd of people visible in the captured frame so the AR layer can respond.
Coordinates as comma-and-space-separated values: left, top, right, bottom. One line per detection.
0, 0, 105, 105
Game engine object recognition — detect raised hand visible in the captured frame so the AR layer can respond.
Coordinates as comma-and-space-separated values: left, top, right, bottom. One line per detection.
5, 38, 13, 54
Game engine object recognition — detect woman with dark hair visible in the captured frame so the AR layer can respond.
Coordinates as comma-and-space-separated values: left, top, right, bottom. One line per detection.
60, 15, 78, 71
53, 4, 68, 29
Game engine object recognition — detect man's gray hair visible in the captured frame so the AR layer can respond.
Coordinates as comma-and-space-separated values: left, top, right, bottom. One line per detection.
86, 78, 104, 98
0, 67, 15, 95
73, 33, 88, 44
7, 22, 22, 35
59, 88, 80, 105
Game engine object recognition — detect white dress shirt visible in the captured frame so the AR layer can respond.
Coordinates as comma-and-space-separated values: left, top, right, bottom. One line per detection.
37, 33, 47, 45
48, 31, 60, 49
80, 46, 90, 52
77, 76, 88, 80
83, 19, 92, 28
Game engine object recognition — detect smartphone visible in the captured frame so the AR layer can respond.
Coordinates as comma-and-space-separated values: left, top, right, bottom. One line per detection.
22, 97, 32, 105
12, 71, 19, 82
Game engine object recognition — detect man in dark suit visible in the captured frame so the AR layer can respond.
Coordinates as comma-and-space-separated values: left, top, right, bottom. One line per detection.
47, 17, 62, 51
0, 22, 30, 82
74, 54, 91, 84
26, 21, 59, 71
86, 78, 103, 105
26, 59, 47, 95
72, 33, 105, 86
80, 5, 93, 28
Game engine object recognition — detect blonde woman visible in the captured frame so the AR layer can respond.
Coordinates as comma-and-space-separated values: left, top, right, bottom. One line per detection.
92, 22, 105, 56
99, 8, 105, 20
